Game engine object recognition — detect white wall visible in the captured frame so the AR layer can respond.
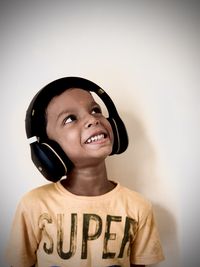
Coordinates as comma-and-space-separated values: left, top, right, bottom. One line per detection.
1, 1, 199, 266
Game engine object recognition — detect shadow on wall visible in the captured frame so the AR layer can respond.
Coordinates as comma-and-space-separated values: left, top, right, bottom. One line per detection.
107, 112, 180, 267
152, 204, 180, 267
107, 111, 159, 192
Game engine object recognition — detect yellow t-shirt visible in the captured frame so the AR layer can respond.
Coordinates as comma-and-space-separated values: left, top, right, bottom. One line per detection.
6, 181, 164, 267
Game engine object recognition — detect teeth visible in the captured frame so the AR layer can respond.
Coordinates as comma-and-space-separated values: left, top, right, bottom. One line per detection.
86, 134, 105, 144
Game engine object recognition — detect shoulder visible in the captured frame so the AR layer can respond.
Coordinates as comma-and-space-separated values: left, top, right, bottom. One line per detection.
24, 182, 55, 196
19, 182, 57, 207
118, 184, 152, 206
117, 183, 153, 218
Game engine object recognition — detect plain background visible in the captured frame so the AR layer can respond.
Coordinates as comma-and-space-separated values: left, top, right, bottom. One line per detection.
1, 1, 199, 266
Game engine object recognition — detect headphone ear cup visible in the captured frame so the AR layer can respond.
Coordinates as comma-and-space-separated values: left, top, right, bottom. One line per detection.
107, 117, 129, 155
30, 140, 70, 182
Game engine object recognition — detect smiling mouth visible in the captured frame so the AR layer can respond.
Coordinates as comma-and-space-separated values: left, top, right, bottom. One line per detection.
85, 133, 107, 144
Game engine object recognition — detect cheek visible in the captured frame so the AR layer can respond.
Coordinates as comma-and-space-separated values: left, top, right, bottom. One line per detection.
56, 130, 81, 158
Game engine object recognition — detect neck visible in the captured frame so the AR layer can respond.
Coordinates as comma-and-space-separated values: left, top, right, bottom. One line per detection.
61, 161, 115, 196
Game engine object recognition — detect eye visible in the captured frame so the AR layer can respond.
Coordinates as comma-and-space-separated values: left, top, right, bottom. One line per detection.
63, 114, 76, 124
91, 106, 102, 114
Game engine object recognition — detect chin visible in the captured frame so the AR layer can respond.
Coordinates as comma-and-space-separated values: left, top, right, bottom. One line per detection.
94, 148, 112, 159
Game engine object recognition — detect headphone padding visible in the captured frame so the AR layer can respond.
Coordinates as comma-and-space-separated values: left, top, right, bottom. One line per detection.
108, 117, 128, 155
30, 141, 68, 182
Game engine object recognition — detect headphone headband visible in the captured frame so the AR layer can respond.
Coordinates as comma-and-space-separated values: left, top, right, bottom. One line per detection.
26, 77, 118, 138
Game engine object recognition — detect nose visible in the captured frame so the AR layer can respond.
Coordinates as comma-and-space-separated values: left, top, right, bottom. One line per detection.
85, 114, 100, 128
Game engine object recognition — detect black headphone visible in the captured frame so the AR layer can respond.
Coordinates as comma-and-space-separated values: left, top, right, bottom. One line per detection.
25, 77, 128, 182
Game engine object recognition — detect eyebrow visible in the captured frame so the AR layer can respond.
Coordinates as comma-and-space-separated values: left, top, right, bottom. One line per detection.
56, 109, 72, 122
56, 100, 101, 122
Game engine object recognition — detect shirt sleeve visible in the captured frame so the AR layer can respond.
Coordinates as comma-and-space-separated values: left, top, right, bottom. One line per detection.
130, 203, 165, 265
6, 199, 38, 267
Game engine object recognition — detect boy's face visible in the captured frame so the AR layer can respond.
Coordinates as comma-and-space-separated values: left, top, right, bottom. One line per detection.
46, 88, 114, 168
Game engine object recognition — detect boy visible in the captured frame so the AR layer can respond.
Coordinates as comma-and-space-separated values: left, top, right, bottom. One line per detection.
6, 77, 164, 267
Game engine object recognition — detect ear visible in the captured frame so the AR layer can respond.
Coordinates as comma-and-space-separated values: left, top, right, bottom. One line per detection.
29, 140, 72, 182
